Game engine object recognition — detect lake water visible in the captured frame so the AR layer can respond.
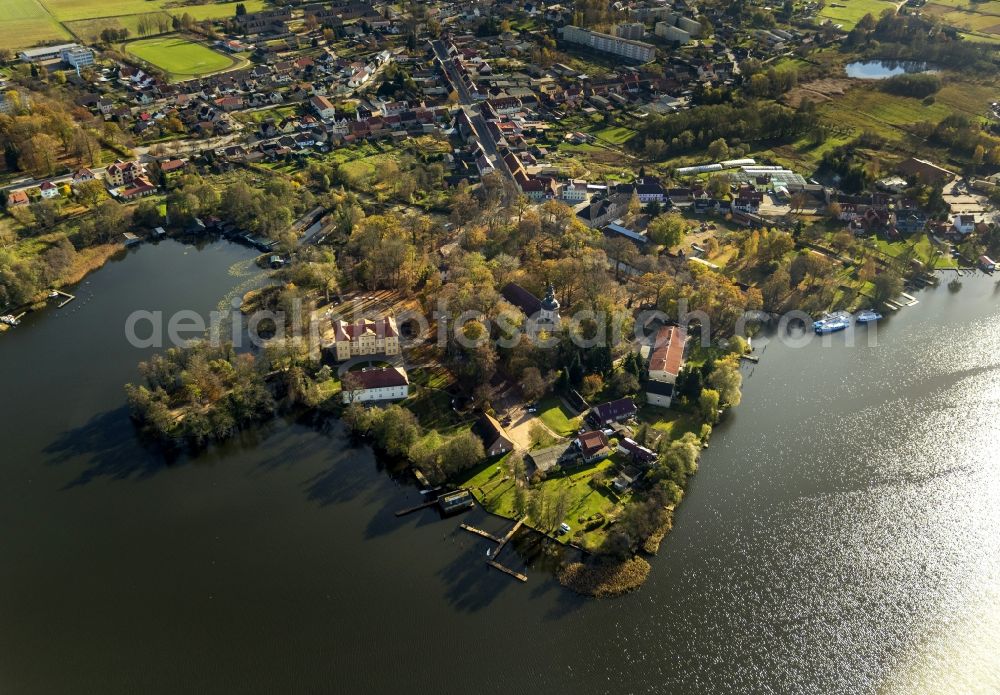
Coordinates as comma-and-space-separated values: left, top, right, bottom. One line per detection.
1, 240, 998, 694
845, 60, 935, 79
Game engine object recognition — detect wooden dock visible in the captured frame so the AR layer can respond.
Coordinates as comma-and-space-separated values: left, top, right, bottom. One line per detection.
460, 523, 502, 543
486, 560, 527, 582
492, 517, 525, 559
898, 292, 919, 307
52, 290, 75, 308
394, 499, 438, 517
740, 354, 760, 363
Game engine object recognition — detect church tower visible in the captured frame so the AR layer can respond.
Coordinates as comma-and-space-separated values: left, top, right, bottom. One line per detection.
539, 282, 560, 323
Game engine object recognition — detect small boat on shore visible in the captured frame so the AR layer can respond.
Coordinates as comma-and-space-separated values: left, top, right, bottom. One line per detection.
1, 315, 20, 326
856, 310, 882, 324
813, 311, 851, 334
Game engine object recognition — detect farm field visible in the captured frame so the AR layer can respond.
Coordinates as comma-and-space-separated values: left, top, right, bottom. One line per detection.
0, 0, 70, 49
38, 0, 265, 22
923, 1, 1000, 32
125, 36, 234, 79
3, 0, 265, 48
64, 12, 174, 43
817, 0, 898, 29
39, 0, 175, 22
182, 0, 267, 21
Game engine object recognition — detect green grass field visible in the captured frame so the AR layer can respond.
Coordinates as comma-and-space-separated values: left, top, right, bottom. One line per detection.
125, 36, 234, 79
39, 0, 171, 22
536, 396, 582, 438
2, 0, 265, 48
0, 0, 70, 49
873, 234, 958, 268
182, 0, 267, 21
818, 0, 899, 29
457, 454, 620, 549
924, 1, 1000, 31
764, 75, 998, 173
64, 12, 173, 43
593, 126, 637, 146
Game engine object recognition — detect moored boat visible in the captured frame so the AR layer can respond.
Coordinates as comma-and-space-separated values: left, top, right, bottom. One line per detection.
813, 311, 851, 333
856, 310, 882, 323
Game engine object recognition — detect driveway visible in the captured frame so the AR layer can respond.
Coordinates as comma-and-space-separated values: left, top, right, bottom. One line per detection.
336, 354, 405, 377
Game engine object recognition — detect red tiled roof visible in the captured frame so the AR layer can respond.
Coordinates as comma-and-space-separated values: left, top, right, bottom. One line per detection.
577, 430, 609, 456
311, 95, 336, 112
333, 317, 398, 341
121, 176, 155, 197
649, 325, 686, 377
350, 367, 408, 390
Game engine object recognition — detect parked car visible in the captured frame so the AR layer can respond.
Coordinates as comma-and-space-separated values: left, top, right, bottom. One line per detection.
558, 523, 571, 535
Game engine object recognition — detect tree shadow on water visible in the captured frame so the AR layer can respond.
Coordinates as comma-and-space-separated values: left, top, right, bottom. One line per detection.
301, 448, 386, 507
434, 526, 516, 613
43, 406, 174, 487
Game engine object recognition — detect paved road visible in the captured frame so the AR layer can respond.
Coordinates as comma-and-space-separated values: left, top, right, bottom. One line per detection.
1, 133, 243, 194
335, 354, 406, 377
430, 39, 515, 183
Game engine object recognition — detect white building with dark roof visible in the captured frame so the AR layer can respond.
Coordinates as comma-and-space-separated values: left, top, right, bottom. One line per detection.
342, 367, 409, 404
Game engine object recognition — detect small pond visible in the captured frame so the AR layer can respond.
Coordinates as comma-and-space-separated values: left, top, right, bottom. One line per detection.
845, 60, 936, 79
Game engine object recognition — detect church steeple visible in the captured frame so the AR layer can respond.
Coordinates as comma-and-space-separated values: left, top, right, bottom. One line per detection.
539, 282, 560, 322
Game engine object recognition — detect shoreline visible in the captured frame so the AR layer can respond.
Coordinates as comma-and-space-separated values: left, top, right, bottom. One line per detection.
1, 243, 124, 335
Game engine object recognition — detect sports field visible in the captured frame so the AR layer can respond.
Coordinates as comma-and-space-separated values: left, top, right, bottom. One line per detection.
125, 36, 234, 79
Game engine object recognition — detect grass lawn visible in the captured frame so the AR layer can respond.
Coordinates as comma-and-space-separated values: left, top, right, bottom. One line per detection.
960, 30, 1000, 42
126, 36, 234, 80
592, 125, 637, 146
42, 0, 265, 41
315, 376, 341, 403
403, 386, 468, 433
637, 407, 702, 440
0, 0, 70, 49
923, 1, 1000, 33
39, 0, 171, 21
766, 73, 998, 173
181, 0, 267, 21
65, 12, 171, 42
817, 85, 951, 145
457, 454, 621, 549
817, 0, 899, 29
536, 395, 581, 437
872, 234, 958, 269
